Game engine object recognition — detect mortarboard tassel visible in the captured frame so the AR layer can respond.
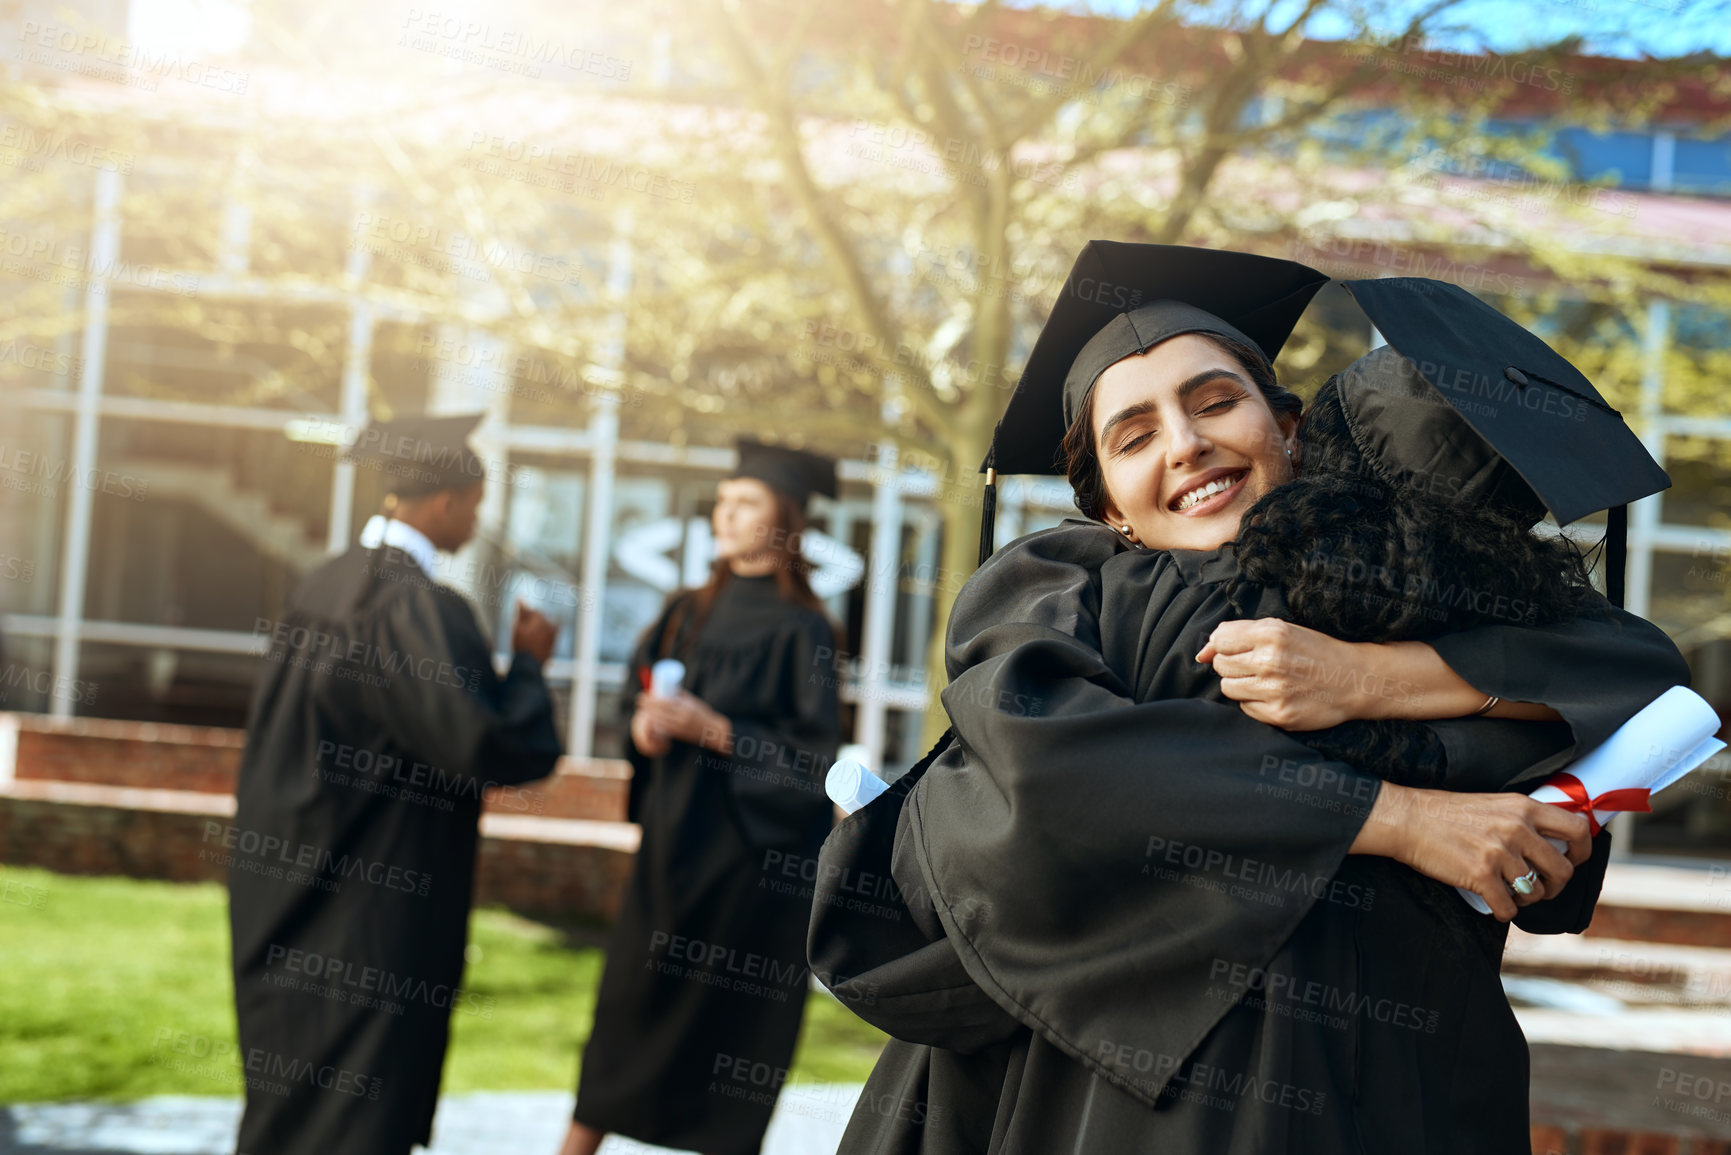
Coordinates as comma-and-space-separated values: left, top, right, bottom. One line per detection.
977, 454, 998, 568
1606, 504, 1628, 609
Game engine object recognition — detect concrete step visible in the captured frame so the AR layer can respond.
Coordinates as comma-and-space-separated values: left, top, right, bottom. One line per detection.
1505, 929, 1731, 1008
0, 1088, 860, 1154
1586, 862, 1731, 950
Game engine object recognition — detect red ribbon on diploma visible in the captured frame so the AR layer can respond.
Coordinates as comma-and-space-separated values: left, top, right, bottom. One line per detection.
638, 666, 652, 693
1545, 772, 1653, 836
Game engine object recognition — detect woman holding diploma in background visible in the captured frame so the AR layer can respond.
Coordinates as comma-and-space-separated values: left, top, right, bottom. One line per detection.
810, 245, 1691, 1154
560, 439, 842, 1155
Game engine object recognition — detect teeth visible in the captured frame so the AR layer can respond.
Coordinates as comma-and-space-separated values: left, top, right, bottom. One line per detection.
1175, 473, 1241, 512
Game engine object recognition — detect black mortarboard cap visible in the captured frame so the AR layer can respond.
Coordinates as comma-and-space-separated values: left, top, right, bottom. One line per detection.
732, 437, 838, 512
986, 242, 1330, 479
1328, 345, 1551, 528
976, 241, 1329, 563
341, 412, 487, 499
1339, 278, 1669, 528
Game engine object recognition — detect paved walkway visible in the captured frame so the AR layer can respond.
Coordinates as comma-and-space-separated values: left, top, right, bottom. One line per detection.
0, 1090, 860, 1154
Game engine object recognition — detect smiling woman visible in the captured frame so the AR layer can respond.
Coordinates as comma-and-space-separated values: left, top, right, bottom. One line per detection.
1063, 330, 1302, 553
811, 243, 1690, 1155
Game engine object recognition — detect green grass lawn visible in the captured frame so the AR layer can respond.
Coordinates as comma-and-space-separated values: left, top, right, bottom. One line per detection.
0, 865, 888, 1103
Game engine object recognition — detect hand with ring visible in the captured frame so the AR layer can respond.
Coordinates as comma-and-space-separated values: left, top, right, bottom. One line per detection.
1509, 869, 1541, 898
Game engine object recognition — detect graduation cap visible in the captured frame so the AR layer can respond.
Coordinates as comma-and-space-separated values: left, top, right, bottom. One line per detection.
1339, 277, 1670, 606
978, 241, 1330, 563
341, 412, 487, 500
731, 437, 838, 513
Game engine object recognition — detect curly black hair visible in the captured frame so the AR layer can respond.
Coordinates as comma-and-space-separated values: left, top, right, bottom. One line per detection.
1226, 376, 1594, 786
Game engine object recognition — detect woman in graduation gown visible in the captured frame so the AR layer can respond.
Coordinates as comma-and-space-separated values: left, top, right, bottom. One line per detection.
809, 248, 1690, 1153
560, 438, 844, 1155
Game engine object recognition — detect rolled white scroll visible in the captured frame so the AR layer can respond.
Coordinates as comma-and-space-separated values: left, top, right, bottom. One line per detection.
827, 758, 890, 814
650, 659, 686, 698
1458, 685, 1725, 914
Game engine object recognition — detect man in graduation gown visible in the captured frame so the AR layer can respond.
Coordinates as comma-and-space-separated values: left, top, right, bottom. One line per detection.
228, 414, 560, 1155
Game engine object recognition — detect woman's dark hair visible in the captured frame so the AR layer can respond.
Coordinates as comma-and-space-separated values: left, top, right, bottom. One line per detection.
1060, 332, 1303, 523
653, 483, 837, 663
1226, 377, 1593, 784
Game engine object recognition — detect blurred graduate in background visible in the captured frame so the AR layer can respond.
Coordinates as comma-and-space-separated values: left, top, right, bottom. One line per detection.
229, 413, 562, 1155
561, 438, 842, 1155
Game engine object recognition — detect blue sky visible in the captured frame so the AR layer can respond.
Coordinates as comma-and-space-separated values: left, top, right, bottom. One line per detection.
1069, 0, 1731, 60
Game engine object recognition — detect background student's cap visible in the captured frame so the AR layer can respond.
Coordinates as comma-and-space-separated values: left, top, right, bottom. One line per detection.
731, 437, 839, 514
340, 412, 487, 499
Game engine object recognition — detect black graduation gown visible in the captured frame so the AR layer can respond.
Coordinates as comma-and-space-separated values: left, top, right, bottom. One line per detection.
813, 519, 1689, 1155
574, 573, 841, 1155
228, 543, 560, 1155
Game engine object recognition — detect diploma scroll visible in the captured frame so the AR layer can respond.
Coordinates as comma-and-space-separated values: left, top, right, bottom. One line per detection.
650, 659, 686, 699
827, 759, 890, 814
1458, 685, 1725, 915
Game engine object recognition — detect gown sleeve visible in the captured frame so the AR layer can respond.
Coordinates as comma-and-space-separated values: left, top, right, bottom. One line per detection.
902, 522, 1387, 1109
364, 584, 562, 789
807, 758, 1027, 1054
620, 594, 682, 825
712, 609, 843, 850
1428, 594, 1692, 783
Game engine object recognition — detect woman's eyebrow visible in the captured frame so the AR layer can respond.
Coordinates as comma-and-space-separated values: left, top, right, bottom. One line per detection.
1099, 399, 1157, 444
1099, 369, 1250, 443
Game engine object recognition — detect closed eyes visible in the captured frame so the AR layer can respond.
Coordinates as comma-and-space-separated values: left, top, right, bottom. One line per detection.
1112, 396, 1242, 457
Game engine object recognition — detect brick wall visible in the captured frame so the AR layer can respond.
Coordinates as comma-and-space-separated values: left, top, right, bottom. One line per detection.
0, 788, 636, 919
5, 713, 631, 823
0, 712, 638, 918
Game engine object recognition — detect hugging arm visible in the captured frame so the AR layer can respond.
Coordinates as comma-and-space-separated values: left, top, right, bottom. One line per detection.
1203, 597, 1688, 760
